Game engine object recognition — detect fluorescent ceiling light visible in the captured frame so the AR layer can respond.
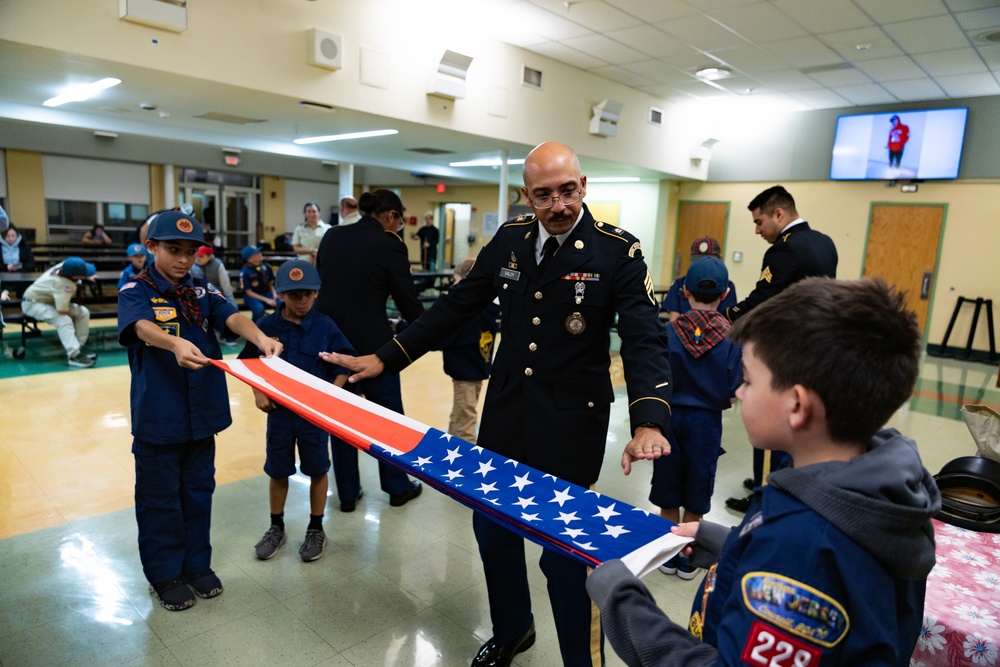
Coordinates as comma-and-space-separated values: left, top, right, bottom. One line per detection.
449, 158, 525, 167
694, 67, 732, 81
293, 129, 398, 144
44, 77, 121, 107
588, 177, 640, 183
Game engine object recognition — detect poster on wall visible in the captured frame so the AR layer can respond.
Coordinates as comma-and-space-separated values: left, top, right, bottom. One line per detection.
483, 212, 499, 237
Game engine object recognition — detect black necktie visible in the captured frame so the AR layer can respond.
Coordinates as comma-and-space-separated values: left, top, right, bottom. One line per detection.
539, 237, 559, 274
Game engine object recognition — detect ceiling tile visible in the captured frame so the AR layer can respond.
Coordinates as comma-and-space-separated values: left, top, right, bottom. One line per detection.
653, 14, 749, 52
771, 0, 874, 33
709, 2, 808, 42
935, 71, 1000, 96
819, 27, 905, 62
807, 67, 873, 87
605, 25, 693, 59
527, 0, 644, 32
787, 88, 852, 109
853, 0, 950, 24
526, 42, 606, 69
605, 0, 700, 23
882, 16, 970, 54
561, 34, 650, 65
588, 65, 655, 88
854, 56, 929, 82
760, 35, 844, 69
944, 0, 1000, 10
710, 44, 789, 74
506, 2, 593, 40
832, 83, 899, 104
913, 48, 989, 76
954, 7, 1000, 31
621, 59, 696, 84
752, 69, 826, 91
683, 0, 759, 10
880, 78, 948, 101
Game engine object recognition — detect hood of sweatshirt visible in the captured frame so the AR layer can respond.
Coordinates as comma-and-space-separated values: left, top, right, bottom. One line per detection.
768, 428, 941, 580
672, 309, 730, 359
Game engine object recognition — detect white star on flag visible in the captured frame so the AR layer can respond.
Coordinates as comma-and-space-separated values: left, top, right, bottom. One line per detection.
514, 496, 537, 509
444, 447, 462, 464
602, 524, 630, 538
477, 482, 498, 494
594, 503, 621, 521
511, 472, 532, 491
562, 527, 587, 538
556, 511, 581, 524
414, 456, 433, 467
522, 513, 541, 522
445, 469, 464, 481
550, 487, 575, 506
476, 459, 497, 476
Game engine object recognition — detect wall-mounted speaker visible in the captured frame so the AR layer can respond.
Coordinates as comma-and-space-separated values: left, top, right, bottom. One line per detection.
307, 29, 343, 71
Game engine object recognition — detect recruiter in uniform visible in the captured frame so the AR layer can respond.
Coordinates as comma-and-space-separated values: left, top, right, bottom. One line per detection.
323, 142, 672, 667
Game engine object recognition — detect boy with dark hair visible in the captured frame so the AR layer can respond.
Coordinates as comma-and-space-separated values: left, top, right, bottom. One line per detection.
241, 259, 356, 562
589, 277, 940, 666
650, 257, 742, 580
240, 244, 277, 322
119, 211, 281, 611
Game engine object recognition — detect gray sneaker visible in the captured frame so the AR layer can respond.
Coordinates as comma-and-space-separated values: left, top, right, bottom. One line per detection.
67, 353, 96, 368
299, 528, 326, 562
254, 525, 286, 560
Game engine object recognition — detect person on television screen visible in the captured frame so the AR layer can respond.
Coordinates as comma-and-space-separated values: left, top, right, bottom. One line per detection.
888, 115, 910, 169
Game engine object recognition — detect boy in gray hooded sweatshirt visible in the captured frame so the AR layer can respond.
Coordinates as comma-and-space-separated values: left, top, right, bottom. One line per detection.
589, 277, 940, 667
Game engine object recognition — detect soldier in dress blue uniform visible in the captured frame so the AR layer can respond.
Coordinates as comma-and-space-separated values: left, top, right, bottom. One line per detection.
724, 186, 838, 514
118, 211, 281, 611
323, 142, 673, 667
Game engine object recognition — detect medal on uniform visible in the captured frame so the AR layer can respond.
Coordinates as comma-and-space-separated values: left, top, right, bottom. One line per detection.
565, 312, 586, 334
575, 280, 585, 305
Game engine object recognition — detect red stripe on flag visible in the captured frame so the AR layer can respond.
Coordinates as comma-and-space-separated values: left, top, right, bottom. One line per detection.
217, 358, 426, 454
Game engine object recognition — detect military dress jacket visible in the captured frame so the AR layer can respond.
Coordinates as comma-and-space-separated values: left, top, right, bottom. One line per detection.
314, 215, 425, 356
378, 205, 672, 487
725, 222, 837, 323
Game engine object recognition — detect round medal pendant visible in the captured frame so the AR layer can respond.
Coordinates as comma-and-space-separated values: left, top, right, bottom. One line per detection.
565, 312, 586, 335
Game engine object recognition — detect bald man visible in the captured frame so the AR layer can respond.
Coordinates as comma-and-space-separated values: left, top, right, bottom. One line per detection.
324, 142, 672, 667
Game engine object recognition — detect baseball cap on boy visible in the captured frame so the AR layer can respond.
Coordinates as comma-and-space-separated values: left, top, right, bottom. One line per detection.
685, 256, 728, 296
275, 259, 321, 293
241, 244, 265, 262
690, 236, 722, 258
196, 245, 215, 257
62, 257, 97, 278
127, 243, 146, 257
147, 211, 208, 245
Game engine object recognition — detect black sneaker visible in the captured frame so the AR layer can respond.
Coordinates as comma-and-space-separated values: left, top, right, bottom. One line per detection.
389, 481, 422, 507
725, 494, 753, 513
67, 353, 96, 368
184, 569, 223, 598
149, 579, 196, 611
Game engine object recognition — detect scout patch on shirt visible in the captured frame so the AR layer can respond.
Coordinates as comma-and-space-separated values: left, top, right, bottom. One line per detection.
150, 297, 168, 304
741, 620, 823, 667
739, 511, 764, 537
741, 572, 849, 648
760, 266, 774, 283
207, 283, 221, 295
154, 322, 180, 338
194, 286, 206, 298
63, 285, 75, 293
153, 307, 177, 322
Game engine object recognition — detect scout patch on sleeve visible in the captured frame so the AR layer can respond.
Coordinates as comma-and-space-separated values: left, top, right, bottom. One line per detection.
741, 572, 849, 647
741, 620, 823, 667
760, 266, 774, 283
153, 307, 177, 322
628, 241, 642, 258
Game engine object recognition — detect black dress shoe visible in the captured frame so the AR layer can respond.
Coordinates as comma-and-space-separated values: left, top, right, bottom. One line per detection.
742, 477, 755, 492
389, 480, 422, 507
340, 489, 363, 513
726, 494, 752, 513
471, 625, 536, 667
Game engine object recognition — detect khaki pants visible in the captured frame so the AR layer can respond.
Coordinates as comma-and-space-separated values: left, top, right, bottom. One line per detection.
22, 300, 90, 358
449, 379, 483, 443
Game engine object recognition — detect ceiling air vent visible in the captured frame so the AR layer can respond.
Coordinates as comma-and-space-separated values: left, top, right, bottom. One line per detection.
648, 107, 663, 127
523, 66, 543, 89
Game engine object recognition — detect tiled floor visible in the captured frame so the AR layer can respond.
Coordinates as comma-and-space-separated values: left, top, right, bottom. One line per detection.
0, 341, 995, 666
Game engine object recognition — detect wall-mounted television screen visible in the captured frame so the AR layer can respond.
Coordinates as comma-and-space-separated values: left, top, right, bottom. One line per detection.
829, 107, 968, 180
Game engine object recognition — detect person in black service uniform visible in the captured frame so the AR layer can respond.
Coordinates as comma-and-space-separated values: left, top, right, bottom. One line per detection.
323, 142, 673, 667
314, 189, 424, 511
724, 185, 838, 513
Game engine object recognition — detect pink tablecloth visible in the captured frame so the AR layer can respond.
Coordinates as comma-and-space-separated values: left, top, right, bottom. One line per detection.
913, 519, 1000, 666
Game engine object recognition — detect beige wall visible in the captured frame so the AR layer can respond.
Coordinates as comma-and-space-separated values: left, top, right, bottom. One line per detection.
261, 175, 286, 245
669, 179, 1000, 352
5, 150, 46, 241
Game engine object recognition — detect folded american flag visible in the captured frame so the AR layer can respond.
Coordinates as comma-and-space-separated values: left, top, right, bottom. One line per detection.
213, 356, 689, 577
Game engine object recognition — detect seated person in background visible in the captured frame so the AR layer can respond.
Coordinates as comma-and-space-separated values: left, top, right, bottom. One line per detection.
661, 236, 737, 322
241, 259, 356, 563
432, 257, 500, 443
588, 277, 941, 667
2, 223, 35, 272
21, 257, 99, 368
118, 243, 148, 290
240, 244, 277, 322
191, 245, 236, 308
82, 222, 114, 246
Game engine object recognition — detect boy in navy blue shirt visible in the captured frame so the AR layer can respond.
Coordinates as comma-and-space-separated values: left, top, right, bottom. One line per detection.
652, 256, 742, 579
240, 244, 277, 322
118, 211, 281, 612
117, 242, 148, 290
660, 237, 738, 322
239, 260, 356, 563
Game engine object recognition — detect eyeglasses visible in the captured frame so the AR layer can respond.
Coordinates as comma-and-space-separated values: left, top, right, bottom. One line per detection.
528, 188, 581, 209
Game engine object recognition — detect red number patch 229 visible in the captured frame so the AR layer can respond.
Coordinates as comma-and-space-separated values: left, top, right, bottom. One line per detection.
741, 621, 822, 667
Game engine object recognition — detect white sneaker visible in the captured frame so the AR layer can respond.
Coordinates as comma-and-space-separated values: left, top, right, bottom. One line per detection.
68, 353, 96, 368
